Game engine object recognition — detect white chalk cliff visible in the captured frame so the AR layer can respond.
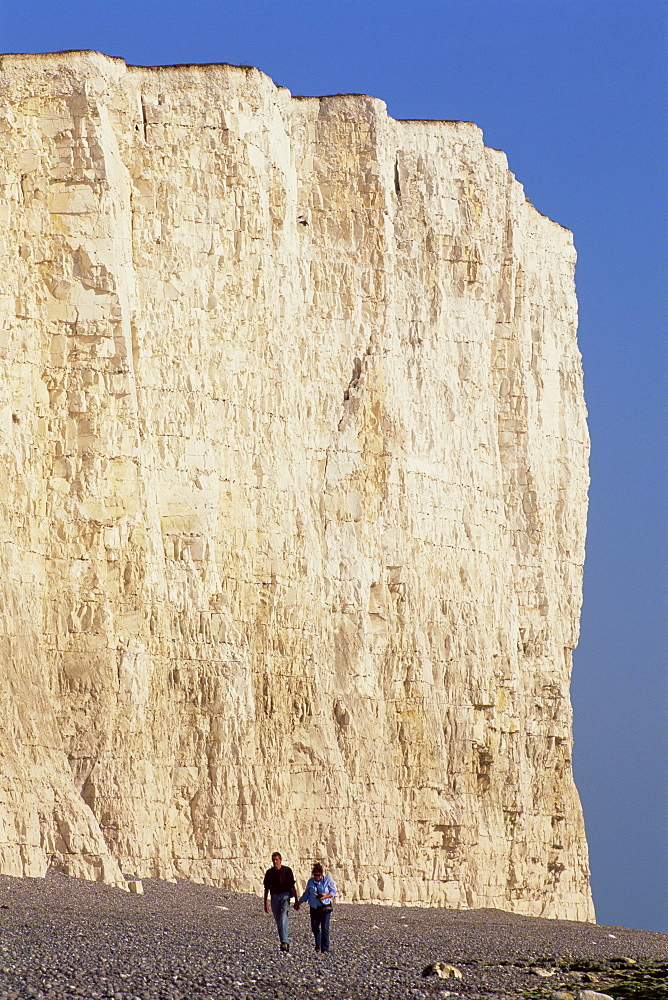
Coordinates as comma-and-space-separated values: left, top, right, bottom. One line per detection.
0, 52, 592, 919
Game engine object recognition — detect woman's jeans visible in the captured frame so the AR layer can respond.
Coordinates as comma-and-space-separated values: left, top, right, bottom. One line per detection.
309, 905, 332, 951
270, 892, 291, 943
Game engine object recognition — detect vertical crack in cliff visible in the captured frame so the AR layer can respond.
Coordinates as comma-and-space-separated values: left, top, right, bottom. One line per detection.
337, 339, 376, 432
140, 95, 149, 143
394, 157, 401, 198
343, 356, 363, 402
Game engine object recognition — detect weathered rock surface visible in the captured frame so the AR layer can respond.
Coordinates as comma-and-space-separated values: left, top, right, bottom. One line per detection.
0, 51, 591, 918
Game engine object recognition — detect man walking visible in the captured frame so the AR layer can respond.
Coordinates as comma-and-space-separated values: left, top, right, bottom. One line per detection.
263, 852, 299, 953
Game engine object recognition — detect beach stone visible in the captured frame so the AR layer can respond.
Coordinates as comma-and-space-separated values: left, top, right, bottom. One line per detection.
581, 973, 601, 984
422, 963, 462, 979
0, 50, 591, 919
578, 991, 614, 1000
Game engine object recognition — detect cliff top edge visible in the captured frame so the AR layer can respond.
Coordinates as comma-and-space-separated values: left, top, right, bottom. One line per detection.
0, 49, 479, 128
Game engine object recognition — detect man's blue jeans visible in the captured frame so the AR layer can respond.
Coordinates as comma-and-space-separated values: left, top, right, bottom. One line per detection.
309, 905, 332, 952
270, 892, 291, 944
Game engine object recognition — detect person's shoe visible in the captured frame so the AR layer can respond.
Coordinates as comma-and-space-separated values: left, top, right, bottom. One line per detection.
280, 941, 290, 953
315, 947, 320, 953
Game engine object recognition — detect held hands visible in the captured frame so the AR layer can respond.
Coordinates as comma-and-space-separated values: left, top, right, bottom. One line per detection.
293, 901, 300, 910
264, 900, 270, 914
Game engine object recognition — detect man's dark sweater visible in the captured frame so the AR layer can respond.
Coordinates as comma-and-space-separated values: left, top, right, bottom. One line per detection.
263, 865, 296, 896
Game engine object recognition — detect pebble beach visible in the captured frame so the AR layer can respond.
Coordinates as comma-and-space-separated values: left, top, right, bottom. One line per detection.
0, 874, 666, 1000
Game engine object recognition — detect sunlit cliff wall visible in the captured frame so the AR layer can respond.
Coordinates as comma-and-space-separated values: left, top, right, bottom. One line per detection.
0, 52, 592, 918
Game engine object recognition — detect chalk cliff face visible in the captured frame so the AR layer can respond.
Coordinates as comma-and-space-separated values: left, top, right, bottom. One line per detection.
0, 52, 592, 918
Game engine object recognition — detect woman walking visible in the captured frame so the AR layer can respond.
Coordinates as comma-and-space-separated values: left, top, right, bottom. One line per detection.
297, 863, 337, 953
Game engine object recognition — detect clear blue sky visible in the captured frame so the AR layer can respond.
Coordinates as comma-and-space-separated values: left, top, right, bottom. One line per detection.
1, 0, 666, 933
